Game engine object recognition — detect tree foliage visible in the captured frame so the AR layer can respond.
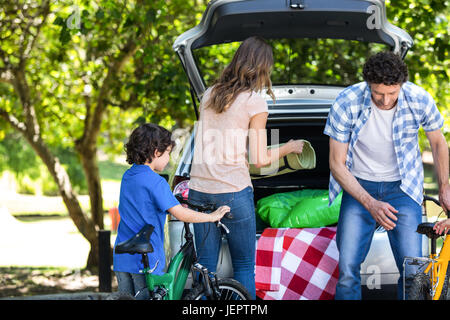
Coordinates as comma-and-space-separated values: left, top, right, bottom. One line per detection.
0, 0, 207, 268
386, 0, 449, 146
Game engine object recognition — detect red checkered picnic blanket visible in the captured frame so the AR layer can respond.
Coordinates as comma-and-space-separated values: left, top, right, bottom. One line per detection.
255, 227, 339, 300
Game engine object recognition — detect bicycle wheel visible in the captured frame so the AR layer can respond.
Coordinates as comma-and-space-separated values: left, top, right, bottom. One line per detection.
183, 278, 252, 300
408, 273, 432, 300
408, 272, 449, 300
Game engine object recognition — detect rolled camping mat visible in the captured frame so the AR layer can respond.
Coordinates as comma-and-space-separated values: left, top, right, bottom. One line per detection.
249, 140, 316, 179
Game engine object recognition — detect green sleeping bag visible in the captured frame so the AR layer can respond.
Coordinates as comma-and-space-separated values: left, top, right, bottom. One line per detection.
256, 189, 342, 228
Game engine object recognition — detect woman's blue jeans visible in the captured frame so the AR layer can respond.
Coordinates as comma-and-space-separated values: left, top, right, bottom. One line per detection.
188, 186, 256, 299
335, 178, 422, 300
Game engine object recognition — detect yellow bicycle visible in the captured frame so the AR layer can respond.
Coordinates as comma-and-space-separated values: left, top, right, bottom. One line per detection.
407, 195, 449, 300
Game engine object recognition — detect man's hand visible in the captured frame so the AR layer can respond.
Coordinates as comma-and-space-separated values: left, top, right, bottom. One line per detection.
329, 138, 398, 230
366, 198, 398, 230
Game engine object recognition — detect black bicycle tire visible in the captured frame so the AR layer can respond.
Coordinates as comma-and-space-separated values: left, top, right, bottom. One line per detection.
408, 272, 449, 300
407, 273, 431, 300
183, 278, 252, 300
440, 269, 450, 300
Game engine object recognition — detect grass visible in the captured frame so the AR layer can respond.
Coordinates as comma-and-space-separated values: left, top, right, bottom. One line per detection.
0, 212, 118, 298
0, 266, 117, 298
98, 160, 129, 182
0, 160, 126, 297
6, 160, 172, 218
5, 160, 128, 218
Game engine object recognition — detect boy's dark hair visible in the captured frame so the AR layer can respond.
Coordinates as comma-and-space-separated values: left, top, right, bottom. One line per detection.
363, 51, 408, 85
125, 123, 175, 165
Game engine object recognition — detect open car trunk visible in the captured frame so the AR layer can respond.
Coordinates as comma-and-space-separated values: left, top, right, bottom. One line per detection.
252, 116, 330, 232
174, 0, 413, 103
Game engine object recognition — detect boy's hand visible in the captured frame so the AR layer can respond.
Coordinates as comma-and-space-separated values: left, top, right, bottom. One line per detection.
434, 218, 450, 235
209, 206, 230, 222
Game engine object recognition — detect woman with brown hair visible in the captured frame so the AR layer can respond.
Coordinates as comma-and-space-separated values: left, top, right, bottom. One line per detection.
188, 36, 304, 299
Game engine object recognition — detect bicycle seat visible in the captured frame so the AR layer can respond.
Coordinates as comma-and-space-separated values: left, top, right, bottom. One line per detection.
416, 222, 450, 239
115, 224, 154, 255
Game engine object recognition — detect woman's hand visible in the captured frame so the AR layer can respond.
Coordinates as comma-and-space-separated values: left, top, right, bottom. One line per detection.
209, 206, 231, 222
287, 139, 304, 154
249, 113, 304, 167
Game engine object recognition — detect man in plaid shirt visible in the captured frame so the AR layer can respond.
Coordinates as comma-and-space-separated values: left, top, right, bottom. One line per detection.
324, 52, 449, 300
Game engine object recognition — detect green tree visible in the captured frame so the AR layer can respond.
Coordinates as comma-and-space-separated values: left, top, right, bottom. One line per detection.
0, 0, 204, 268
385, 0, 449, 146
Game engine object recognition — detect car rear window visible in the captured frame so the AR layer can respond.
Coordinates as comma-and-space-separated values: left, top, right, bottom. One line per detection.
194, 38, 388, 88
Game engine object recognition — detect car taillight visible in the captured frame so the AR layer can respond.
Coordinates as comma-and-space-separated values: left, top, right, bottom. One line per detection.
170, 176, 190, 221
171, 175, 189, 191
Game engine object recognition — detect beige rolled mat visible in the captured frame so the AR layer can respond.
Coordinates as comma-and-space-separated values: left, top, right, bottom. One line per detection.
249, 140, 316, 179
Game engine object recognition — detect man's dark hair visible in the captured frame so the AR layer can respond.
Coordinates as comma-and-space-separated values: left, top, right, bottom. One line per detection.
125, 123, 175, 165
363, 51, 408, 85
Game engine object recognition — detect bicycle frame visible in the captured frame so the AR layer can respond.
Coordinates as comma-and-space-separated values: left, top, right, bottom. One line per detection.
413, 194, 450, 300
142, 221, 218, 300
424, 234, 450, 300
142, 222, 196, 300
139, 194, 227, 300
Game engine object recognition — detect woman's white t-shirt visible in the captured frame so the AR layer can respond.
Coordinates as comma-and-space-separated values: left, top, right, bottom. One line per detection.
189, 88, 268, 193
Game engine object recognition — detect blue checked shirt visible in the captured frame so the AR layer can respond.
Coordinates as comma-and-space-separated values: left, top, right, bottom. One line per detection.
324, 81, 444, 206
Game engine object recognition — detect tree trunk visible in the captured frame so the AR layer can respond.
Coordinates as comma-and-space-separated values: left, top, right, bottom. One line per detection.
8, 68, 101, 269
24, 125, 101, 269
77, 145, 104, 229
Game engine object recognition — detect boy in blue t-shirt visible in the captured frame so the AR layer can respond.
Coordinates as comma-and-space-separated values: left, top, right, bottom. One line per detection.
113, 123, 229, 299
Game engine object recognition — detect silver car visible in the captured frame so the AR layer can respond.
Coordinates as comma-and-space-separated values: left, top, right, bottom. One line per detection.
168, 0, 428, 300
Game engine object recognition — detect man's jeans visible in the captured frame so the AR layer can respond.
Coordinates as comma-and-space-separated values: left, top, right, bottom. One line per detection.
335, 178, 422, 300
189, 186, 256, 299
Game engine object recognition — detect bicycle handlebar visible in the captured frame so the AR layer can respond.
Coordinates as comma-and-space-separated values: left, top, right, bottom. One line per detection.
174, 193, 217, 212
423, 195, 447, 218
424, 195, 441, 207
174, 193, 232, 233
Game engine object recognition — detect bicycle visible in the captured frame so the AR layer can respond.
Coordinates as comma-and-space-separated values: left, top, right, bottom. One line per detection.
406, 195, 450, 300
113, 193, 252, 300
